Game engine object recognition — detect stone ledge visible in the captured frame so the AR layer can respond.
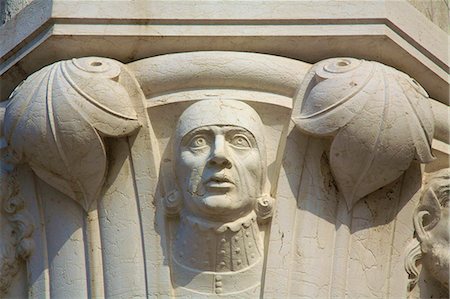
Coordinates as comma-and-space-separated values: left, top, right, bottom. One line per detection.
0, 0, 448, 104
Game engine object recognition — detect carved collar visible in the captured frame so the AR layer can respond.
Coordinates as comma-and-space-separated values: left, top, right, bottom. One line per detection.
172, 210, 263, 273
182, 210, 257, 233
171, 255, 262, 296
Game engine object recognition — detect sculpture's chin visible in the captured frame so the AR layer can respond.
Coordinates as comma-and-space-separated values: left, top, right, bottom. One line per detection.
187, 194, 253, 222
424, 242, 450, 289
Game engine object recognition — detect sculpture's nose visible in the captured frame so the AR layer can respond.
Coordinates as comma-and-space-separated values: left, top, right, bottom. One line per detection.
209, 135, 232, 169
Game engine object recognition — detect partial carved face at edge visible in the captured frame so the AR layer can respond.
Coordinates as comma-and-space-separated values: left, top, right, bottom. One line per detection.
414, 169, 450, 289
420, 205, 449, 289
174, 100, 267, 222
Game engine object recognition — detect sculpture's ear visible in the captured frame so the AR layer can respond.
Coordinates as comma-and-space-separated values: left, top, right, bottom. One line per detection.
256, 194, 274, 224
163, 190, 183, 217
413, 188, 441, 242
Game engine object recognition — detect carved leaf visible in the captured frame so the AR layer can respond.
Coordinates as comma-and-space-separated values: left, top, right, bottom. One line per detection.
0, 138, 34, 294
3, 57, 140, 211
293, 58, 434, 209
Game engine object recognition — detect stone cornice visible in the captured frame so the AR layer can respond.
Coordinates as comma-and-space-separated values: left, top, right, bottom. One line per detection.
0, 0, 448, 105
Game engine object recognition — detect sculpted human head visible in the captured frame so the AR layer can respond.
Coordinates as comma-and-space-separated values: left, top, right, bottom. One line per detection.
413, 169, 449, 289
173, 99, 267, 222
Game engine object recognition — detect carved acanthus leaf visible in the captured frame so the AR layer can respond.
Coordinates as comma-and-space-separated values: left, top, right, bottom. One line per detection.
293, 58, 435, 209
0, 138, 34, 295
3, 57, 141, 211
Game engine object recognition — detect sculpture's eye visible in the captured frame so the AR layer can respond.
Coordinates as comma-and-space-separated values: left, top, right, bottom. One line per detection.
189, 136, 208, 149
230, 134, 251, 149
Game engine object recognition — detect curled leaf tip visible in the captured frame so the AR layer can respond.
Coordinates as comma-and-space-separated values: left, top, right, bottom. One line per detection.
4, 57, 142, 211
294, 58, 435, 208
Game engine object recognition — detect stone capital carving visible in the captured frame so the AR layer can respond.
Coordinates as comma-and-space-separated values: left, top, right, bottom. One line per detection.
0, 52, 443, 297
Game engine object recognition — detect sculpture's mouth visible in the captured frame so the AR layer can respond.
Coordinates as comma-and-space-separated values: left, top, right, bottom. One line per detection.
205, 175, 234, 189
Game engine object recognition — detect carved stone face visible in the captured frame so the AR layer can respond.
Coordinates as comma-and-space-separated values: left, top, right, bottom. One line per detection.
421, 203, 449, 289
174, 100, 266, 222
414, 169, 450, 289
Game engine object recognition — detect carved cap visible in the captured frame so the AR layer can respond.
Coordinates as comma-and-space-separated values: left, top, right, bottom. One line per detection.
173, 99, 268, 183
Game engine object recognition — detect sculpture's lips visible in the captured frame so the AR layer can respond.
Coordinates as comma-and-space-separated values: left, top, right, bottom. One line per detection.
205, 175, 234, 188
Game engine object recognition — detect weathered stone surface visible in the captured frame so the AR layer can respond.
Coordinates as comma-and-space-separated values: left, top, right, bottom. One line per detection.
408, 0, 449, 32
405, 168, 449, 298
0, 0, 32, 24
0, 51, 448, 298
0, 1, 448, 298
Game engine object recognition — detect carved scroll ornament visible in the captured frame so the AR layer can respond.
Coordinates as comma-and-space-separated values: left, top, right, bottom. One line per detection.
293, 58, 435, 209
0, 146, 34, 294
3, 57, 141, 211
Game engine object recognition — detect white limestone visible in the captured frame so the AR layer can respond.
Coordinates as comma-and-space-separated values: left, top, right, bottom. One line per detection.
0, 51, 448, 298
405, 168, 449, 298
3, 57, 141, 211
166, 99, 273, 296
1, 1, 448, 106
293, 57, 434, 208
0, 1, 449, 298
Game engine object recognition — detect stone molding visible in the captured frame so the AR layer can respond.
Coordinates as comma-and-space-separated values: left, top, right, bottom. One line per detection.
0, 1, 448, 106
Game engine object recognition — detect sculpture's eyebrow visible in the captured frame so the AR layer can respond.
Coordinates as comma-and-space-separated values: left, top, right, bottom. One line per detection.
180, 125, 257, 146
180, 127, 214, 146
223, 127, 257, 145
